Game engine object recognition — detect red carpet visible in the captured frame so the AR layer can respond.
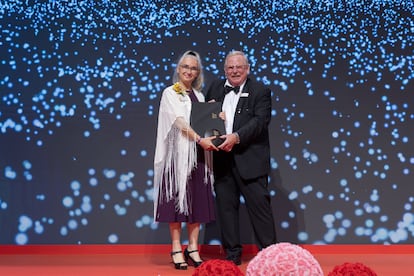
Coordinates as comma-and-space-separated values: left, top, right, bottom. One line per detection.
0, 245, 413, 275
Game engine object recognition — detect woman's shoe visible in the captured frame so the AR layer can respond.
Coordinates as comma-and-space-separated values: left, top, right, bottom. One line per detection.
184, 248, 203, 268
171, 251, 188, 270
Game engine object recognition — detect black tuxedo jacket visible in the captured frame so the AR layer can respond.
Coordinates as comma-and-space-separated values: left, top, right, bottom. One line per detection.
205, 77, 271, 180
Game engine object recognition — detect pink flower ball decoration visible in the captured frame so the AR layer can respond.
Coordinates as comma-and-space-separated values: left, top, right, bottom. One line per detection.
246, 242, 323, 276
192, 259, 244, 276
328, 262, 377, 276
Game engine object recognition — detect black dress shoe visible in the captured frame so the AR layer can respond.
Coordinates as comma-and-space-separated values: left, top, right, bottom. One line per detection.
184, 248, 203, 268
171, 251, 188, 270
226, 256, 241, 266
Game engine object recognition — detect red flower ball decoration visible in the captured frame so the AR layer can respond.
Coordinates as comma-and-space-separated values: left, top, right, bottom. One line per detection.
328, 262, 377, 276
192, 259, 244, 276
246, 242, 323, 276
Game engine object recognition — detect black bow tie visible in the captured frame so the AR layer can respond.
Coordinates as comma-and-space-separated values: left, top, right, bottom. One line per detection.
224, 85, 240, 94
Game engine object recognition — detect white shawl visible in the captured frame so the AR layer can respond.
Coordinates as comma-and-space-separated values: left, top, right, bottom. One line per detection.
153, 85, 205, 218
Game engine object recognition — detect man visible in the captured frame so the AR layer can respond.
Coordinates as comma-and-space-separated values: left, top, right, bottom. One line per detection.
205, 50, 277, 265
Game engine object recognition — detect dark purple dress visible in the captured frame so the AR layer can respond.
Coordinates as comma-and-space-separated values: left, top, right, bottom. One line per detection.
155, 91, 215, 223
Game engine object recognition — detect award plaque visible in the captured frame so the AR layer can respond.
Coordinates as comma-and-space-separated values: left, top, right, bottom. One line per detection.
190, 102, 225, 146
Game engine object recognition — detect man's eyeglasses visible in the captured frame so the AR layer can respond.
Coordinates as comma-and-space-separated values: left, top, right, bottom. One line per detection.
180, 64, 199, 72
225, 65, 248, 71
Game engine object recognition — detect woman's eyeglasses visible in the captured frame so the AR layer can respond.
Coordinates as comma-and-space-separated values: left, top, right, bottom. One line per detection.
180, 64, 199, 72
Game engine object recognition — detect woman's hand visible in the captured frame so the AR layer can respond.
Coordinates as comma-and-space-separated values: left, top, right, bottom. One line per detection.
198, 136, 219, 151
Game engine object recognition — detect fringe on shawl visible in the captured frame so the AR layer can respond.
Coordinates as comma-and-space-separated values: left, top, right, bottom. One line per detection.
204, 150, 215, 193
153, 125, 197, 218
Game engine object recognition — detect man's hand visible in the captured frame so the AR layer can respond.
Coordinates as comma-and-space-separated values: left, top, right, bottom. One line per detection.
219, 111, 226, 121
218, 133, 239, 152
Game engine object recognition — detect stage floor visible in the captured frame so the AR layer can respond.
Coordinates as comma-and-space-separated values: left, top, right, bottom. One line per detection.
0, 245, 413, 275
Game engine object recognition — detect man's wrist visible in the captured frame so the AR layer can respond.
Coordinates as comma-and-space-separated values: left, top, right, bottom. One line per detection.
233, 132, 240, 144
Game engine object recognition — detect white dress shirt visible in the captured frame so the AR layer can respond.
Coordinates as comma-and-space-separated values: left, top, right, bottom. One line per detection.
222, 81, 246, 134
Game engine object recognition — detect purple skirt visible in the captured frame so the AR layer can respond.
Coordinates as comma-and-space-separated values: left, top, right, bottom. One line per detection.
155, 146, 215, 223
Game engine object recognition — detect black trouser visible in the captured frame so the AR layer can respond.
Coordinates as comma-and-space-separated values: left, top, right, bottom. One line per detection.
214, 161, 277, 258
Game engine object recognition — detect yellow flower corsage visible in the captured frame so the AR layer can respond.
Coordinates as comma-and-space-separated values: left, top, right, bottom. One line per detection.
173, 82, 187, 96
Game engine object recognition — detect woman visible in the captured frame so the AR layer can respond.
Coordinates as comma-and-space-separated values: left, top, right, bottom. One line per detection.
153, 50, 218, 270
